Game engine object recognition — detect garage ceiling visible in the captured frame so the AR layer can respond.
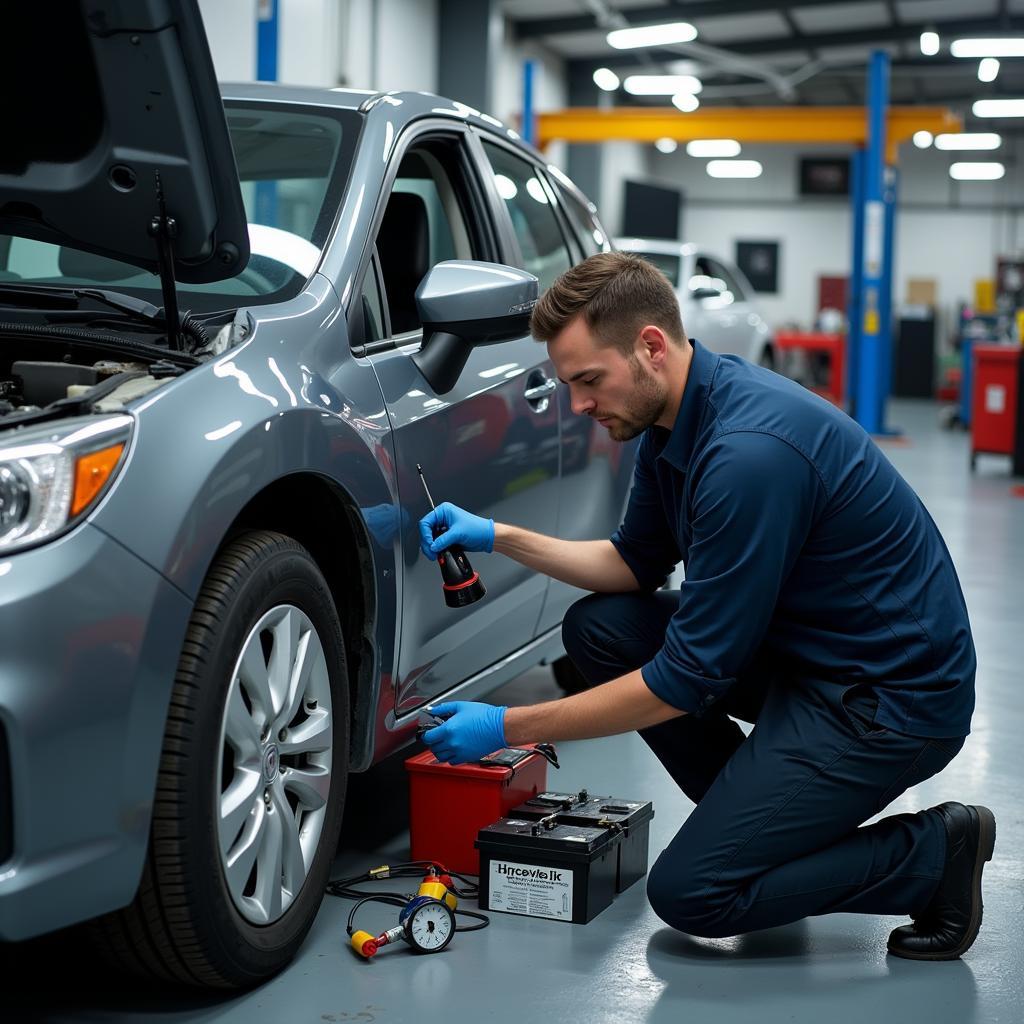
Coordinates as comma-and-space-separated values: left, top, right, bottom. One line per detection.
501, 0, 1024, 125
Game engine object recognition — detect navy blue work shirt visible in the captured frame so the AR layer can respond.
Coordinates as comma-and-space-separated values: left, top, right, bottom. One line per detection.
611, 340, 976, 739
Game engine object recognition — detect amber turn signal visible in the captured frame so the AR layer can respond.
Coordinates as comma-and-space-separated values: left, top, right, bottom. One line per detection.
71, 443, 126, 517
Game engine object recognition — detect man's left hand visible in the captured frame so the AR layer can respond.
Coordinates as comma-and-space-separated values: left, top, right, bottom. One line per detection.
422, 701, 508, 764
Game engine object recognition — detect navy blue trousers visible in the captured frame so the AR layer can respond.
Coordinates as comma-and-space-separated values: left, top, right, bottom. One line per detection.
562, 591, 967, 939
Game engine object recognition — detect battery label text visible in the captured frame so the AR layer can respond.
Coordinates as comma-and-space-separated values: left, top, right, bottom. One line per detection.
488, 859, 574, 922
495, 864, 564, 882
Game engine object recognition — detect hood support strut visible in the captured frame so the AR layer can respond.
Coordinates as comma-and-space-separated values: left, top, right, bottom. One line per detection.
148, 172, 182, 351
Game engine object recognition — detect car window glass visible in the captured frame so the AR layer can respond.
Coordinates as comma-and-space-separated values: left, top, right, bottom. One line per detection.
634, 251, 681, 285
703, 256, 746, 302
482, 142, 572, 290
691, 256, 726, 296
375, 143, 479, 336
553, 185, 604, 259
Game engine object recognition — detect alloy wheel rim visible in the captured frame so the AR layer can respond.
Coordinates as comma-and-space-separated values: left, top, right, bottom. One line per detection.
216, 604, 333, 925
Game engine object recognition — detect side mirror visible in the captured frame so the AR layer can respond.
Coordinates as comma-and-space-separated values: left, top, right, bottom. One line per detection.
691, 287, 722, 301
413, 261, 539, 394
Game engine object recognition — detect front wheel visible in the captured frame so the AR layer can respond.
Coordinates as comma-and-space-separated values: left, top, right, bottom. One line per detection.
93, 531, 350, 988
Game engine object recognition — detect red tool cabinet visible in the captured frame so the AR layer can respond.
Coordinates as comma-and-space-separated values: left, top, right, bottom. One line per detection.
970, 344, 1020, 468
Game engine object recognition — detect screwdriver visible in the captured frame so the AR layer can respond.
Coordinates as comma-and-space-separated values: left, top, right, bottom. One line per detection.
417, 463, 486, 608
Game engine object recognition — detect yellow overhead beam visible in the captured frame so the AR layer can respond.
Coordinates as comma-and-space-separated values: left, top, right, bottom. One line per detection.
536, 106, 962, 163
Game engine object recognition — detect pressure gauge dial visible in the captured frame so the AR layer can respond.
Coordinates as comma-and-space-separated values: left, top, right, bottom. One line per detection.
403, 897, 455, 953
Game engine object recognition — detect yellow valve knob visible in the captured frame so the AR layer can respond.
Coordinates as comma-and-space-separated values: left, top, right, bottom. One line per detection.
418, 879, 457, 910
350, 930, 379, 958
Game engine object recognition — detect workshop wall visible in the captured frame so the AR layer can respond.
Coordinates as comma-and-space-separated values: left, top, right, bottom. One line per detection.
494, 36, 567, 154
199, 0, 440, 93
280, 0, 344, 88
197, 0, 257, 81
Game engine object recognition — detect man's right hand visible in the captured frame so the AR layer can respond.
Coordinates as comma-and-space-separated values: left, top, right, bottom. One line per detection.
419, 502, 495, 560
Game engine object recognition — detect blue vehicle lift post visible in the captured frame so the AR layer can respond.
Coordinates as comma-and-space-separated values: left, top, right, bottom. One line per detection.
852, 50, 896, 436
522, 59, 536, 146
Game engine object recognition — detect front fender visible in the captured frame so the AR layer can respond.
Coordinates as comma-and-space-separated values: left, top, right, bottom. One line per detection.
94, 281, 396, 601
91, 283, 402, 769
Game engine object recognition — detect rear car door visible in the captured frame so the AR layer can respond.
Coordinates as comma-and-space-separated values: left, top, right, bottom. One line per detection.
362, 125, 561, 715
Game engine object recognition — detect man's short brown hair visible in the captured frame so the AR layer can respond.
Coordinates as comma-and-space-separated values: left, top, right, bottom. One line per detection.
530, 251, 687, 354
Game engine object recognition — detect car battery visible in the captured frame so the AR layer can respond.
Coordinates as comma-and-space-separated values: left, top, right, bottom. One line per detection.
475, 816, 620, 924
405, 746, 547, 875
510, 790, 655, 893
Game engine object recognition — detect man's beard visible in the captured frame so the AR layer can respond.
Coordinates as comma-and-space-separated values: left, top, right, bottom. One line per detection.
602, 356, 668, 441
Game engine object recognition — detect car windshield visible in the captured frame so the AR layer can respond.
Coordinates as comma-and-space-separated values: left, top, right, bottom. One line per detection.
633, 251, 680, 285
0, 102, 360, 312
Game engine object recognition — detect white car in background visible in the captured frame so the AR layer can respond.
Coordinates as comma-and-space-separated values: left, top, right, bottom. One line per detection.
615, 237, 777, 369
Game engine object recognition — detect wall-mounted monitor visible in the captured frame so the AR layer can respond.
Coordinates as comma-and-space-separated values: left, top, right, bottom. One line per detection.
799, 157, 850, 197
622, 180, 683, 239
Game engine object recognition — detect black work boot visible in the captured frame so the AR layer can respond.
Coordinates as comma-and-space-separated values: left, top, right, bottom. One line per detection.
887, 802, 996, 961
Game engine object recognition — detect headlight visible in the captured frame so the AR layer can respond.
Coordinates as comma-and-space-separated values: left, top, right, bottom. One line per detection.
0, 415, 133, 554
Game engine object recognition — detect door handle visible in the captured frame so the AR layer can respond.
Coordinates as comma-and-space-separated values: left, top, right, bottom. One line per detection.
524, 378, 557, 402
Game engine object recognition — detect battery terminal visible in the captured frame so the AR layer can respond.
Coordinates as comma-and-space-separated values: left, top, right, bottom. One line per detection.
531, 812, 560, 836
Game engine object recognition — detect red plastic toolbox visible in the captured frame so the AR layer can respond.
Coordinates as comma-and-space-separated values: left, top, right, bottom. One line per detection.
971, 344, 1020, 462
405, 747, 547, 875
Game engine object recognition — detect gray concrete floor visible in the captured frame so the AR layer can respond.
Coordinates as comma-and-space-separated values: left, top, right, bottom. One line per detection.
7, 400, 1023, 1023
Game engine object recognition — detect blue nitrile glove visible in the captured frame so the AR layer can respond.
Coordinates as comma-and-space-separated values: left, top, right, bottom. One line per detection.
422, 701, 508, 765
418, 502, 494, 561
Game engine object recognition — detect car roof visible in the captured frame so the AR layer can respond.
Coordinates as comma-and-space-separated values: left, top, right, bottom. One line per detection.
220, 81, 377, 109
219, 83, 527, 145
615, 237, 697, 257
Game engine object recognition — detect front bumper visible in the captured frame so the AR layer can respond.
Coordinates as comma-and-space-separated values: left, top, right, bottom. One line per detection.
0, 524, 192, 941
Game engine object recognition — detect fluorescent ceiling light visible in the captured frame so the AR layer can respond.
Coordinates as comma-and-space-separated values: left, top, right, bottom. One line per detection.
607, 22, 697, 49
672, 93, 700, 112
949, 162, 1005, 180
979, 58, 1000, 82
913, 130, 934, 148
624, 74, 702, 96
707, 160, 763, 179
935, 132, 1001, 150
655, 137, 678, 154
686, 139, 741, 158
973, 98, 1024, 117
920, 31, 940, 56
951, 38, 1024, 57
593, 67, 620, 91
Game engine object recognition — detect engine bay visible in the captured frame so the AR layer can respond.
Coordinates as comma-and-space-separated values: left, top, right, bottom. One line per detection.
0, 340, 172, 424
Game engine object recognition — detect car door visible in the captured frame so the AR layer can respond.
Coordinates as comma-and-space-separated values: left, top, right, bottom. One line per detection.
687, 253, 751, 357
362, 125, 562, 715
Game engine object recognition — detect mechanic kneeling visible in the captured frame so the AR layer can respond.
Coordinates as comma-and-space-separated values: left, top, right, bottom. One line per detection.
419, 252, 993, 961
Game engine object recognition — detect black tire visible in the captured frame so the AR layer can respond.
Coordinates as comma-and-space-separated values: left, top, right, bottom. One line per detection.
552, 655, 591, 696
758, 346, 776, 371
92, 531, 350, 989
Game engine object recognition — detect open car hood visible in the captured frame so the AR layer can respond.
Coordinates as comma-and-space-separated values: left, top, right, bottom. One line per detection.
0, 0, 248, 284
